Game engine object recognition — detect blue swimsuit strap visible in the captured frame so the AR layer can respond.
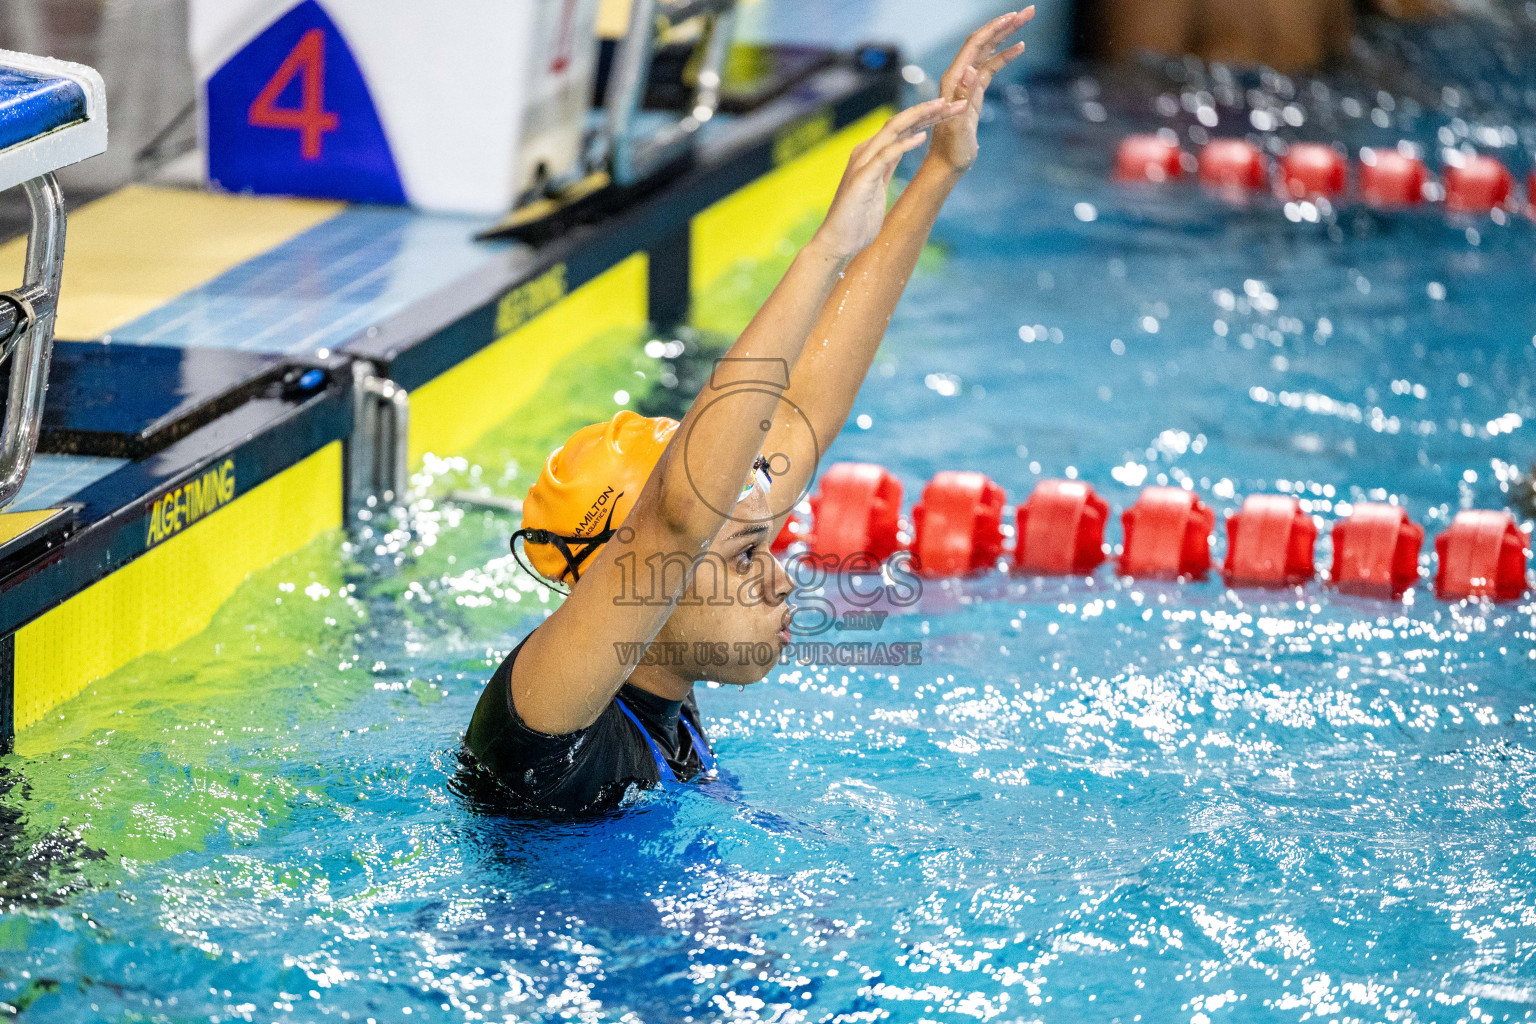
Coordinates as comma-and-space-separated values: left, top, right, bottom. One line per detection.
613, 695, 716, 783
613, 697, 677, 783
681, 712, 718, 774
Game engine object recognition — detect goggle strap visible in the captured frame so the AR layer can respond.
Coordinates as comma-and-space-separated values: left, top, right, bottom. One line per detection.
509, 529, 571, 596
509, 495, 626, 592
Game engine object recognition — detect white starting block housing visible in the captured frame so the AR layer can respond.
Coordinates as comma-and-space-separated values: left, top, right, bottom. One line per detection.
190, 0, 601, 215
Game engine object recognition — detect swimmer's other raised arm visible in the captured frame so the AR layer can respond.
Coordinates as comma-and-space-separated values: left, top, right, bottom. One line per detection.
764, 9, 1034, 526
511, 98, 966, 736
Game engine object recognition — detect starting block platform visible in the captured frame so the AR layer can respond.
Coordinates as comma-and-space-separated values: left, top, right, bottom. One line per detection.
0, 52, 107, 193
0, 55, 898, 745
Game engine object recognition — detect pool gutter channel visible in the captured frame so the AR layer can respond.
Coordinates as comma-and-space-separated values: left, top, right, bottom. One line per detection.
0, 57, 901, 752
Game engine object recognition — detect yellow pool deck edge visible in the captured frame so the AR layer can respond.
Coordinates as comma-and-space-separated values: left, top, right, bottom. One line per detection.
9, 115, 884, 736
409, 254, 650, 468
14, 443, 343, 731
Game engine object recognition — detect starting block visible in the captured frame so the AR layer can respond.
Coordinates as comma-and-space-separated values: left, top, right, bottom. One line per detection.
0, 51, 107, 194
0, 50, 107, 512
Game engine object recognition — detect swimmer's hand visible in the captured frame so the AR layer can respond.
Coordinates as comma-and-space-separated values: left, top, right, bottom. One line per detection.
928, 7, 1035, 175
811, 98, 966, 259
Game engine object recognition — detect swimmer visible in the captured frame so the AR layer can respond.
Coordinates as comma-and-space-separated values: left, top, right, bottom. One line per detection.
463, 10, 1035, 813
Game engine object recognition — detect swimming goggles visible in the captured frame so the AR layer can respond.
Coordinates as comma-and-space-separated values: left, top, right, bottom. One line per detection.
509, 496, 624, 593
742, 454, 774, 499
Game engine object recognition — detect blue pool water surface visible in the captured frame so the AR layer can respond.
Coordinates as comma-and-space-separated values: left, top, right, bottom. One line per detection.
8, 15, 1536, 1024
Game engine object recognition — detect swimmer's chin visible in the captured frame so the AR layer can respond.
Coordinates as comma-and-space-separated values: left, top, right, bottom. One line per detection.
715, 656, 780, 688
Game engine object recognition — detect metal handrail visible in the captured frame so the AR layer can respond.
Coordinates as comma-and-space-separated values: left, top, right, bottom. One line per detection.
657, 0, 734, 25
0, 172, 65, 511
602, 0, 737, 186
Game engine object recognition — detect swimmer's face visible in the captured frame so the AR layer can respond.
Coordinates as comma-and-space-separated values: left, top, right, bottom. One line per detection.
653, 486, 793, 685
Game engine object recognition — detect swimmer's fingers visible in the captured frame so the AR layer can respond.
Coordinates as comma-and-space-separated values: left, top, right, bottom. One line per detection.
851, 132, 929, 184
938, 11, 1007, 95
942, 7, 1034, 98
901, 100, 967, 137
972, 10, 1032, 76
869, 132, 931, 184
956, 39, 1025, 114
953, 66, 981, 111
851, 100, 962, 172
980, 40, 1029, 82
941, 15, 1011, 96
864, 99, 961, 152
882, 134, 930, 186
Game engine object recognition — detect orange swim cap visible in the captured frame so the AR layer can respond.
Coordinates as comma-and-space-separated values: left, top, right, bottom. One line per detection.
518, 411, 678, 582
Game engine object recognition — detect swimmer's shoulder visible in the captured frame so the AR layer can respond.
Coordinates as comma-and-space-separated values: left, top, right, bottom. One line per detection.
464, 637, 528, 765
463, 633, 640, 808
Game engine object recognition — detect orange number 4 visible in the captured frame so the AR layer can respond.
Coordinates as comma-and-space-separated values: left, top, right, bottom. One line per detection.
248, 28, 340, 160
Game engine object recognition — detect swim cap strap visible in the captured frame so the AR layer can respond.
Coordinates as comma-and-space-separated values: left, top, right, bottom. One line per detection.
509, 497, 625, 591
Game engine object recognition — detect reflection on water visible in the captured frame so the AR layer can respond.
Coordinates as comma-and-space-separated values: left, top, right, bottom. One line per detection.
6, 10, 1536, 1022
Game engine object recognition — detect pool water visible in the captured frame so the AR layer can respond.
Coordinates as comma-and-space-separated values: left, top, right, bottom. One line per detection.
8, 11, 1536, 1023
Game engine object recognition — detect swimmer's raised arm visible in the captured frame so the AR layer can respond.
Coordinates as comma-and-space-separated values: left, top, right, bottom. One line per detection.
511, 99, 965, 735
764, 9, 1034, 524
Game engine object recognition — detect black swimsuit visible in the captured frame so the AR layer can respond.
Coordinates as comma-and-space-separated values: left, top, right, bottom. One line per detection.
461, 634, 717, 813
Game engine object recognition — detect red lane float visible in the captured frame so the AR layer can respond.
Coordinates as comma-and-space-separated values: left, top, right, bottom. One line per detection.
1119, 487, 1215, 579
1330, 503, 1424, 598
1115, 134, 1184, 183
1199, 139, 1267, 190
1014, 480, 1109, 575
1443, 154, 1514, 213
1359, 148, 1428, 206
1222, 495, 1317, 587
1434, 510, 1530, 601
1279, 143, 1347, 198
806, 463, 903, 562
798, 461, 1530, 608
911, 471, 1006, 577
